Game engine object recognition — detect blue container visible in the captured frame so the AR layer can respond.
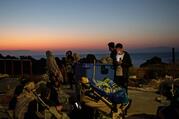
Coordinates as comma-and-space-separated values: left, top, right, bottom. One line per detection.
74, 63, 115, 93
75, 63, 128, 104
75, 63, 114, 81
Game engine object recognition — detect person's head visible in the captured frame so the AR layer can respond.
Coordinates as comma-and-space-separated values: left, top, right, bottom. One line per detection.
73, 53, 80, 62
80, 77, 90, 88
108, 42, 115, 51
116, 43, 124, 54
20, 78, 29, 85
66, 50, 72, 57
80, 77, 89, 84
24, 82, 35, 92
46, 50, 53, 57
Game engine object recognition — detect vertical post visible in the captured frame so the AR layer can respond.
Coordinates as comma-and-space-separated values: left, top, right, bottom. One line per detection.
21, 60, 23, 77
11, 60, 14, 76
172, 48, 175, 64
29, 60, 32, 78
4, 60, 6, 74
172, 48, 176, 79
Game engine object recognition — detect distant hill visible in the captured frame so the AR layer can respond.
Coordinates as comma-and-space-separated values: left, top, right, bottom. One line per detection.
0, 50, 32, 53
0, 49, 109, 56
129, 47, 179, 53
0, 50, 39, 57
0, 47, 179, 56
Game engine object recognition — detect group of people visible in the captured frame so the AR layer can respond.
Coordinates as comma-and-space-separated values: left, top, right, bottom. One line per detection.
7, 42, 132, 119
47, 50, 80, 89
8, 50, 74, 119
108, 42, 132, 94
78, 42, 132, 119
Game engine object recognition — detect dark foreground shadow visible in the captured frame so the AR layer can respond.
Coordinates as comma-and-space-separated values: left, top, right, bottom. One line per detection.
126, 114, 157, 119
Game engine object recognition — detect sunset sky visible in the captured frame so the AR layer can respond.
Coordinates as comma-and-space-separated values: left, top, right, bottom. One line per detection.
0, 0, 179, 52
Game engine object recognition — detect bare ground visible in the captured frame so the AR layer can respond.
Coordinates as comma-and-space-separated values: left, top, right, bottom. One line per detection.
126, 89, 162, 119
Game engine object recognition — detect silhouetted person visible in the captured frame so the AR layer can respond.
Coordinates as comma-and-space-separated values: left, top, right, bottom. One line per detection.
64, 50, 74, 89
114, 43, 132, 94
108, 42, 117, 84
86, 54, 96, 63
46, 50, 64, 87
108, 42, 117, 62
9, 78, 29, 117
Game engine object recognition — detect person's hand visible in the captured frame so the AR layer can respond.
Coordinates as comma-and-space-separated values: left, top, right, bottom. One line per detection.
114, 61, 119, 65
114, 61, 122, 65
118, 60, 122, 65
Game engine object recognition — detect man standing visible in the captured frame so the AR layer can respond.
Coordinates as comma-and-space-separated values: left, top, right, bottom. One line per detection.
108, 42, 116, 62
114, 43, 132, 94
64, 50, 74, 89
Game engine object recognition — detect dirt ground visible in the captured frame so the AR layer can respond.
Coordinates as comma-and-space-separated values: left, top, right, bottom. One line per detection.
126, 89, 163, 119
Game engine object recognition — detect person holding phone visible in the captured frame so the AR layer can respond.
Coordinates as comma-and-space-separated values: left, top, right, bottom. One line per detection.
114, 43, 132, 94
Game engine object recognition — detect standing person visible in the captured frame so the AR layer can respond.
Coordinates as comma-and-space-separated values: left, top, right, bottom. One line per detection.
46, 50, 64, 87
114, 43, 132, 94
64, 50, 74, 89
108, 42, 117, 62
73, 53, 81, 63
108, 42, 117, 85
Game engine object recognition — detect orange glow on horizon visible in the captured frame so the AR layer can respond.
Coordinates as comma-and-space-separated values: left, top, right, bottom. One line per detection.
0, 30, 108, 51
1, 27, 178, 51
0, 27, 126, 50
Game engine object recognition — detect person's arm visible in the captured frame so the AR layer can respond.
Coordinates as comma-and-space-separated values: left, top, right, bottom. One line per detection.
121, 53, 132, 68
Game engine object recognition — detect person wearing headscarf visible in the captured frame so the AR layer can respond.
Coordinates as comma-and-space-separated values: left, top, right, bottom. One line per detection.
14, 82, 36, 119
46, 50, 63, 87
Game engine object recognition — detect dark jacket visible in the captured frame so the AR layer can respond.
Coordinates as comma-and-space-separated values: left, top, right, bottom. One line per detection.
114, 51, 132, 79
110, 49, 117, 65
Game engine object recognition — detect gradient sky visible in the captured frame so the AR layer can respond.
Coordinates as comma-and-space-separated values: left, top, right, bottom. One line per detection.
0, 0, 179, 51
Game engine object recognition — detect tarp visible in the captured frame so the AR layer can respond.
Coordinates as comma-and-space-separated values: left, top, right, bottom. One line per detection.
91, 80, 128, 104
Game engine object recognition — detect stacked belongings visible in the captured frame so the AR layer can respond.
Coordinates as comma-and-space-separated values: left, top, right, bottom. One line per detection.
80, 77, 129, 119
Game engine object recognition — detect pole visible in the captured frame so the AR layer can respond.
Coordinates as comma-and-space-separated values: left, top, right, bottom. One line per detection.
29, 61, 32, 78
20, 60, 23, 77
92, 60, 97, 84
172, 48, 175, 64
4, 60, 6, 74
172, 48, 176, 80
11, 60, 14, 76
